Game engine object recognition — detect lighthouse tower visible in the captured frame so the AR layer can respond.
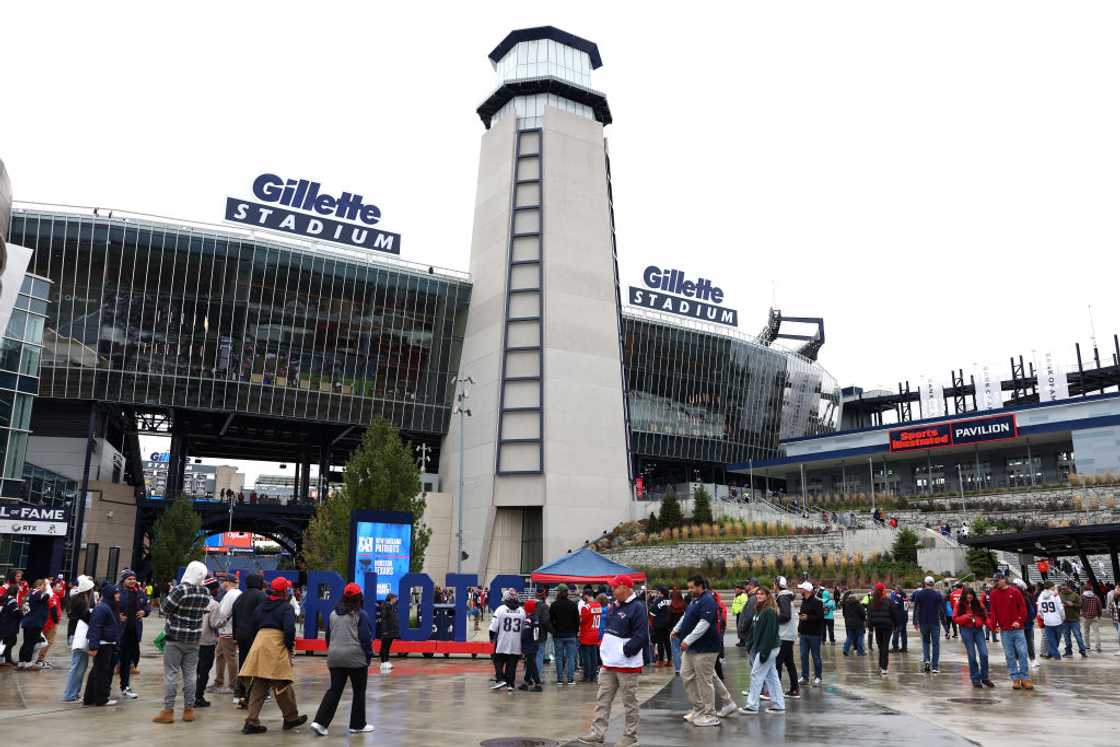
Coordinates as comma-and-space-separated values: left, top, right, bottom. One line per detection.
440, 27, 633, 579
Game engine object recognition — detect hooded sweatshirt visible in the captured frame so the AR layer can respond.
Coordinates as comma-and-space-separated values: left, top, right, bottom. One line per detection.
162, 560, 211, 643
87, 584, 121, 651
1036, 589, 1065, 628
233, 575, 266, 641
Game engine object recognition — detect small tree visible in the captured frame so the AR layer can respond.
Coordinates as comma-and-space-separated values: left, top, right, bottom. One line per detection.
150, 494, 205, 587
645, 510, 661, 535
659, 492, 684, 529
891, 527, 921, 564
966, 545, 998, 578
691, 486, 714, 524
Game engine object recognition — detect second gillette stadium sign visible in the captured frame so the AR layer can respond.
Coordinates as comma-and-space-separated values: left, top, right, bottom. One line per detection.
628, 265, 739, 327
226, 174, 401, 254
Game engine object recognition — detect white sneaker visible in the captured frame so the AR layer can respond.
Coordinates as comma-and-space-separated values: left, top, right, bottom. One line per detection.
310, 722, 328, 737
1030, 659, 1041, 669
682, 711, 696, 722
349, 725, 375, 733
759, 693, 771, 701
104, 699, 119, 706
490, 681, 508, 690
717, 703, 739, 718
122, 687, 138, 699
767, 706, 786, 714
379, 662, 393, 672
740, 690, 750, 696
813, 677, 822, 686
691, 715, 721, 727
737, 705, 759, 715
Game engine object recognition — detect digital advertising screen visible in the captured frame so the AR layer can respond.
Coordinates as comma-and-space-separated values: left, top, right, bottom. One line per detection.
348, 510, 413, 601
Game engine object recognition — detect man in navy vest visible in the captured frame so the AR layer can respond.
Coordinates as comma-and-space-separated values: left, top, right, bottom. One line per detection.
672, 575, 723, 727
577, 575, 648, 747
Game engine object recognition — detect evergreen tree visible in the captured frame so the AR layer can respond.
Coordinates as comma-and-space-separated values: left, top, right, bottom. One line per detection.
966, 546, 998, 578
691, 486, 714, 525
645, 511, 661, 535
659, 492, 684, 529
302, 417, 428, 575
150, 494, 204, 587
891, 527, 921, 564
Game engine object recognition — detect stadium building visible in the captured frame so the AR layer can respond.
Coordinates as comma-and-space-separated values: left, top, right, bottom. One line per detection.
3, 28, 841, 581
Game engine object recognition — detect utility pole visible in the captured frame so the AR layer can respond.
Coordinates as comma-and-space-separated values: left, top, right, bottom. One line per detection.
452, 375, 474, 574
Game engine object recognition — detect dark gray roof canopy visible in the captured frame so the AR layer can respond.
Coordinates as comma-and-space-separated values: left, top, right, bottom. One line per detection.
488, 26, 603, 69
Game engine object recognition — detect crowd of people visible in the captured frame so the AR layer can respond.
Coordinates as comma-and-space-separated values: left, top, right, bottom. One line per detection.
0, 564, 404, 736
3, 561, 1118, 744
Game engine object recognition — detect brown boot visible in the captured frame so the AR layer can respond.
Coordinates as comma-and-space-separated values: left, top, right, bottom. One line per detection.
131, 666, 140, 675
1012, 680, 1022, 690
182, 708, 196, 722
1021, 679, 1034, 690
152, 709, 175, 724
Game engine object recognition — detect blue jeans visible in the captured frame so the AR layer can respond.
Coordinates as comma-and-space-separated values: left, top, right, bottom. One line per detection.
1062, 620, 1086, 654
919, 624, 940, 668
799, 634, 822, 679
535, 634, 548, 674
579, 643, 599, 681
670, 636, 682, 673
745, 647, 786, 711
959, 627, 989, 683
1043, 625, 1063, 658
554, 637, 577, 683
1000, 628, 1029, 681
63, 647, 89, 701
843, 624, 865, 655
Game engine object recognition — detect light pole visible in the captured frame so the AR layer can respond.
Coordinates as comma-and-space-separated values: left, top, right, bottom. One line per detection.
452, 375, 474, 574
956, 463, 965, 501
868, 456, 875, 514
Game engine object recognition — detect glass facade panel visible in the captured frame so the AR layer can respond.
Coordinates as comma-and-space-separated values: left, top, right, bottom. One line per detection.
623, 310, 839, 469
9, 211, 472, 436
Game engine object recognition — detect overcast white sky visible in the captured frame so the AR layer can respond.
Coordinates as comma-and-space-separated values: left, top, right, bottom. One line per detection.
4, 2, 1119, 482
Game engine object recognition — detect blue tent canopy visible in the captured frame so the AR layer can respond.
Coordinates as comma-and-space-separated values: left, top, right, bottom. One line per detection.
530, 546, 646, 585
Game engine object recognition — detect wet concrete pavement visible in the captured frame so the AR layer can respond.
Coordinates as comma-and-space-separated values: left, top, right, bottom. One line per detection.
1, 622, 1116, 746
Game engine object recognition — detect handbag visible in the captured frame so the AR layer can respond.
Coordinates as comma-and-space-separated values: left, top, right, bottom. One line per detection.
71, 620, 89, 651
153, 630, 167, 653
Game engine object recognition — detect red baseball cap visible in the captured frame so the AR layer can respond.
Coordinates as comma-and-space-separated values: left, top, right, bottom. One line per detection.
609, 575, 633, 589
874, 582, 887, 591
270, 577, 292, 594
524, 599, 537, 614
343, 582, 362, 597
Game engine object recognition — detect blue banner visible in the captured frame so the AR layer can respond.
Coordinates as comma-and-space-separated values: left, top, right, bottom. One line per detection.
628, 286, 738, 327
225, 198, 400, 255
353, 518, 412, 601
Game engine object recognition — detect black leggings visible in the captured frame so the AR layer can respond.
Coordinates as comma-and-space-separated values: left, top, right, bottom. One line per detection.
313, 666, 369, 730
495, 653, 519, 688
379, 636, 395, 663
777, 639, 798, 690
18, 626, 42, 663
1, 634, 16, 664
83, 645, 116, 705
824, 619, 835, 643
875, 626, 891, 670
195, 644, 215, 701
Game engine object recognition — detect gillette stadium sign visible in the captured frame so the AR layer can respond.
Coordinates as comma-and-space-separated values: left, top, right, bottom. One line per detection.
225, 173, 401, 254
628, 265, 739, 327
